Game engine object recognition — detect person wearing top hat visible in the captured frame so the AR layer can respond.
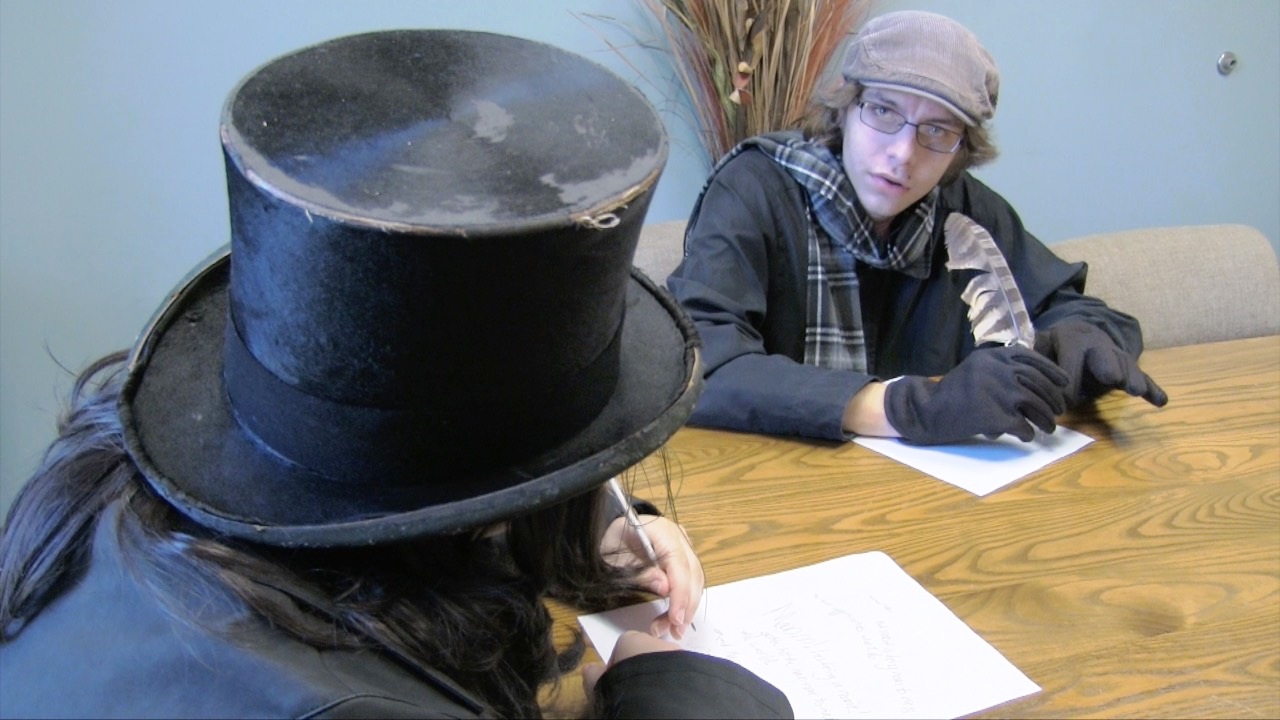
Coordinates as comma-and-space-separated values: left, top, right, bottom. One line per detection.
667, 10, 1168, 445
0, 31, 792, 719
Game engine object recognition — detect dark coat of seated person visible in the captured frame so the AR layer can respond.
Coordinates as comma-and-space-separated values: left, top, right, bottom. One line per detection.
0, 30, 792, 720
667, 11, 1167, 446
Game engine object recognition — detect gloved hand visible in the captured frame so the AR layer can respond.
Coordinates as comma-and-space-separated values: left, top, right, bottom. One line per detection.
1034, 320, 1168, 408
884, 345, 1070, 445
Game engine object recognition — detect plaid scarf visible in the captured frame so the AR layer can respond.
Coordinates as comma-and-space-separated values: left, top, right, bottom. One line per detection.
708, 132, 937, 372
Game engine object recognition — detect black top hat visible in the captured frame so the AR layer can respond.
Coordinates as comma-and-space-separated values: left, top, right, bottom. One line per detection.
117, 30, 700, 547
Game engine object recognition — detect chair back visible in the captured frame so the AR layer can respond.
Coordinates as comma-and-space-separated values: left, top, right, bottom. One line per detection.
633, 220, 688, 282
1052, 224, 1280, 349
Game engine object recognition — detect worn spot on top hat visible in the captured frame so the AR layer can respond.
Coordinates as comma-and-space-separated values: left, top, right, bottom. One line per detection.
539, 150, 663, 208
573, 113, 598, 137
470, 100, 513, 143
436, 195, 503, 224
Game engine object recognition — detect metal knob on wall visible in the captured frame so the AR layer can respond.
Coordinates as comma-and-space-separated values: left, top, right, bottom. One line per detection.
1217, 51, 1238, 76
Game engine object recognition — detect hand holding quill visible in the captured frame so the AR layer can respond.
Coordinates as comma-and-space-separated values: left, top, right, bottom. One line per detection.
942, 212, 1166, 408
882, 213, 1070, 444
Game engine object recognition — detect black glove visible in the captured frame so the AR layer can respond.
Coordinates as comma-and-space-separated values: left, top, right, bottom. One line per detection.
884, 345, 1070, 445
1034, 320, 1168, 408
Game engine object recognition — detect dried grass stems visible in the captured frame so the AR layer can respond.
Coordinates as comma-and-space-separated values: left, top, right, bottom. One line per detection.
643, 0, 870, 164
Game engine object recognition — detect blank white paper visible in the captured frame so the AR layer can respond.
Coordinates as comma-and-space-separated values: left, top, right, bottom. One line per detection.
579, 551, 1039, 720
853, 425, 1093, 496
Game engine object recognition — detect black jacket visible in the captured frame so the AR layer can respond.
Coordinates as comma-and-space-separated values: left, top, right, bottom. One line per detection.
668, 147, 1144, 439
0, 506, 792, 719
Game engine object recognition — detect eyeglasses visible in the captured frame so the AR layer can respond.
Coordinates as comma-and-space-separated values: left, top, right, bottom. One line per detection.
856, 101, 963, 154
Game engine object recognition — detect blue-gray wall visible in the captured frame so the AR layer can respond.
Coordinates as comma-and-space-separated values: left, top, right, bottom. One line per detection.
2, 0, 1277, 516
878, 0, 1280, 248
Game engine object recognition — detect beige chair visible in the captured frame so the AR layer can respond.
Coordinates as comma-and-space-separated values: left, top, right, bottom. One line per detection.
1051, 224, 1280, 349
632, 219, 688, 283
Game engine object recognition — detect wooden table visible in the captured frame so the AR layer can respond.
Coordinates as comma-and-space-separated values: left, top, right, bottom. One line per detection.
543, 335, 1280, 718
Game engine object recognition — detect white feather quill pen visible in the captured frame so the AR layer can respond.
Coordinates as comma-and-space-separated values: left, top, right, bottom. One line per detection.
944, 213, 1036, 348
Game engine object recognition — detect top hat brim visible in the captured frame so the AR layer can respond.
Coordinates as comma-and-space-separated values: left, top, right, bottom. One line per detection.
118, 249, 701, 547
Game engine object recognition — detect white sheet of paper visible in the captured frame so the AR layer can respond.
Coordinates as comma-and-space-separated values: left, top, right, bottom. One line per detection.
853, 426, 1093, 496
579, 551, 1039, 719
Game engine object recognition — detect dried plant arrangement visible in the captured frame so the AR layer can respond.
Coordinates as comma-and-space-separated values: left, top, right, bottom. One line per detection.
636, 0, 872, 165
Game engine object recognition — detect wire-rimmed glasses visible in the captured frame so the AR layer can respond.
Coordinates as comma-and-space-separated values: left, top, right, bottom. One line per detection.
856, 101, 963, 154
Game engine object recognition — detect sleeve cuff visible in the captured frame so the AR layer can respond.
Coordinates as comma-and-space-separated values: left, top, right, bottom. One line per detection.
594, 650, 793, 719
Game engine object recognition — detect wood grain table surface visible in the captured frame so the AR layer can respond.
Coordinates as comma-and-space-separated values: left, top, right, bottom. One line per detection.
543, 335, 1280, 718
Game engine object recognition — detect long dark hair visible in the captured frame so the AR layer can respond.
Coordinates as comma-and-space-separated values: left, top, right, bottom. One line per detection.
0, 352, 653, 718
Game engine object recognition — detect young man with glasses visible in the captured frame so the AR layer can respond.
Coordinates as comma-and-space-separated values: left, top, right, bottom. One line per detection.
667, 11, 1167, 445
